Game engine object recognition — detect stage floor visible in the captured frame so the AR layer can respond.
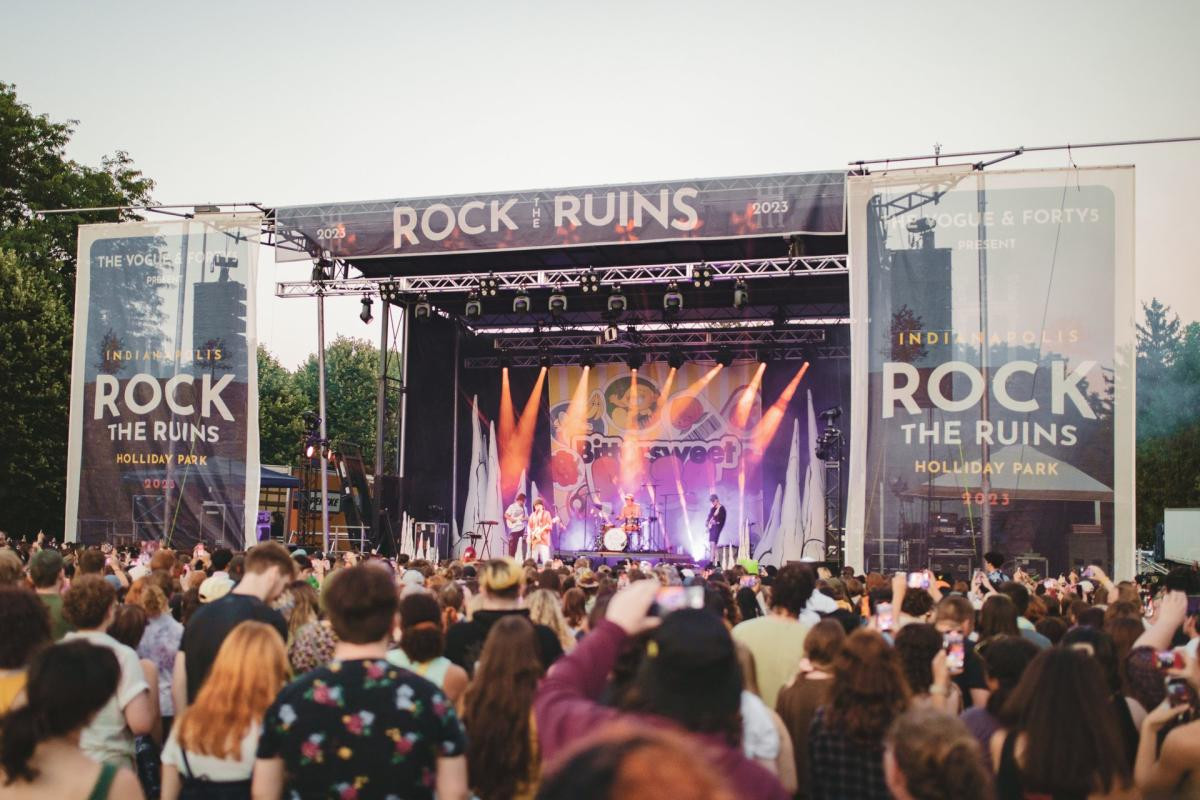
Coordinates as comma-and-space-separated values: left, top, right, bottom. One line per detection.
559, 550, 698, 567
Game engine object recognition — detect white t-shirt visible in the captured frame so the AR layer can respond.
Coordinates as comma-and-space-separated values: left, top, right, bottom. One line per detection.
740, 690, 781, 760
61, 630, 148, 765
161, 722, 260, 782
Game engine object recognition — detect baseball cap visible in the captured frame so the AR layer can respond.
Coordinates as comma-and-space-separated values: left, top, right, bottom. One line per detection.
401, 569, 426, 587
199, 575, 234, 603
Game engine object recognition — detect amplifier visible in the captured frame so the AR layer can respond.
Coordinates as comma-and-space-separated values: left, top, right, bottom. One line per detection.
929, 550, 974, 581
1011, 554, 1049, 579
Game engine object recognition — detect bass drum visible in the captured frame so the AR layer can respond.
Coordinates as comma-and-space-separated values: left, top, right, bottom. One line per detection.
603, 526, 628, 552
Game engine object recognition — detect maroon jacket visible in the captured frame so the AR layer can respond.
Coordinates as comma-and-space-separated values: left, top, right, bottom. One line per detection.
535, 619, 790, 800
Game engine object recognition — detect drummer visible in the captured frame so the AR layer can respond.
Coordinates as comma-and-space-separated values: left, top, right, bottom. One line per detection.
619, 493, 641, 528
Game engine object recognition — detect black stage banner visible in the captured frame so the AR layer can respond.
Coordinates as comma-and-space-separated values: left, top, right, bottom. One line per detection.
274, 171, 845, 261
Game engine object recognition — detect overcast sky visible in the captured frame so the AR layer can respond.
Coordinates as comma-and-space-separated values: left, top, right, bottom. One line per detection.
4, 0, 1198, 367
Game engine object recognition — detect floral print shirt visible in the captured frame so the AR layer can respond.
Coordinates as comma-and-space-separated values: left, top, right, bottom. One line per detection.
137, 612, 183, 717
257, 659, 466, 800
289, 620, 337, 675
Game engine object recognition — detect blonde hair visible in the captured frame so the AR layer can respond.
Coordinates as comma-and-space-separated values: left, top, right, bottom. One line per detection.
133, 582, 169, 617
176, 621, 289, 759
526, 588, 575, 652
479, 558, 524, 598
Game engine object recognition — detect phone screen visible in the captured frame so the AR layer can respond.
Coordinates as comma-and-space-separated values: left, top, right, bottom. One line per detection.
653, 586, 704, 615
740, 575, 757, 589
907, 572, 929, 590
945, 632, 965, 672
1167, 677, 1191, 708
1187, 595, 1200, 616
876, 602, 894, 632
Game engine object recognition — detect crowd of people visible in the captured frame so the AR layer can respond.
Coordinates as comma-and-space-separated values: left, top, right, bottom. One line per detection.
0, 535, 1198, 800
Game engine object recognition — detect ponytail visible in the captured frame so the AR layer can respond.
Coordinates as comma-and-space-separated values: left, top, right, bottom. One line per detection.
1, 705, 41, 783
0, 641, 120, 785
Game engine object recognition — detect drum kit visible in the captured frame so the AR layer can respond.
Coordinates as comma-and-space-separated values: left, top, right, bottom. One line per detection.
593, 506, 660, 552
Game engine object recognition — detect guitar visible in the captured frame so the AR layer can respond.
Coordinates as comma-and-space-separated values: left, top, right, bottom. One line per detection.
528, 508, 561, 547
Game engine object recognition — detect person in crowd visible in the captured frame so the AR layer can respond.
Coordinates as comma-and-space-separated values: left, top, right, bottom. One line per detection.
160, 621, 289, 800
996, 582, 1052, 648
535, 724, 736, 800
1061, 625, 1142, 765
106, 603, 163, 745
175, 542, 294, 711
29, 549, 73, 640
387, 591, 469, 703
1034, 615, 1068, 644
527, 588, 577, 653
894, 623, 961, 713
129, 582, 183, 733
731, 563, 815, 708
983, 552, 1010, 585
735, 648, 798, 794
60, 575, 155, 767
460, 615, 545, 799
535, 580, 789, 799
990, 647, 1135, 800
445, 558, 564, 675
0, 640, 145, 799
253, 563, 468, 800
977, 593, 1021, 644
808, 628, 911, 800
883, 707, 995, 800
280, 579, 336, 674
961, 635, 1039, 768
933, 594, 989, 709
0, 547, 23, 586
776, 619, 844, 800
562, 587, 588, 640
0, 586, 53, 713
1133, 648, 1200, 797
208, 548, 233, 581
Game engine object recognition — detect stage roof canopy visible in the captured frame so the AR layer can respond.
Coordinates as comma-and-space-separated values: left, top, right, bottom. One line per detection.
274, 170, 847, 275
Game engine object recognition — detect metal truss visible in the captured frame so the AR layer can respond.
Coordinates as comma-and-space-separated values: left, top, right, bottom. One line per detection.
464, 344, 849, 369
490, 327, 827, 351
275, 254, 847, 299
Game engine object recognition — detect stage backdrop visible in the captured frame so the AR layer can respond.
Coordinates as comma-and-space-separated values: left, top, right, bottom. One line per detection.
846, 167, 1135, 577
65, 216, 261, 550
546, 362, 762, 556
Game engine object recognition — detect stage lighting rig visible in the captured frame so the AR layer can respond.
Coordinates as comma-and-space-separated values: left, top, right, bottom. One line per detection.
413, 294, 432, 321
601, 324, 620, 344
539, 351, 553, 368
627, 349, 645, 371
359, 296, 374, 324
663, 282, 683, 316
733, 280, 749, 310
480, 274, 500, 297
715, 348, 734, 367
464, 291, 483, 321
667, 350, 686, 370
499, 352, 512, 369
606, 284, 627, 316
513, 290, 532, 314
693, 264, 713, 288
581, 353, 596, 368
579, 270, 600, 294
548, 290, 568, 316
756, 348, 773, 364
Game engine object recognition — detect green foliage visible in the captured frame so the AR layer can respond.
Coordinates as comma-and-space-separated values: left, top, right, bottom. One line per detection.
1136, 300, 1200, 545
257, 346, 309, 466
0, 83, 154, 538
294, 336, 399, 469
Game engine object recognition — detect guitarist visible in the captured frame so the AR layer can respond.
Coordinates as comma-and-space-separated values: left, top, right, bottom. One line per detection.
527, 498, 557, 566
706, 493, 726, 560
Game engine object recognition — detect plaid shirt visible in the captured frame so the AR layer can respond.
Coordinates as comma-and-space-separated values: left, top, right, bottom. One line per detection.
808, 707, 889, 800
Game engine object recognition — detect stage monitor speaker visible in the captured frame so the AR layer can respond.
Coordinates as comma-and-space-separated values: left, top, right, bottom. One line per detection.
929, 550, 974, 582
1012, 553, 1049, 579
1068, 525, 1109, 573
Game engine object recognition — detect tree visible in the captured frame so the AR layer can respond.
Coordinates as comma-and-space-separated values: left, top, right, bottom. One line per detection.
0, 83, 154, 538
257, 346, 308, 467
295, 336, 394, 469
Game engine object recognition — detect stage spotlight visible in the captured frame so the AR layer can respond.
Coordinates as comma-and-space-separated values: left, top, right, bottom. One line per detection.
359, 296, 374, 324
539, 351, 553, 368
607, 284, 627, 316
663, 282, 683, 316
692, 264, 713, 288
602, 324, 620, 343
548, 290, 568, 316
667, 350, 686, 370
413, 294, 432, 321
513, 290, 532, 314
480, 275, 499, 297
464, 291, 482, 321
499, 353, 512, 369
733, 280, 749, 310
627, 349, 645, 371
581, 353, 596, 369
579, 270, 600, 294
756, 348, 773, 364
715, 348, 734, 367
